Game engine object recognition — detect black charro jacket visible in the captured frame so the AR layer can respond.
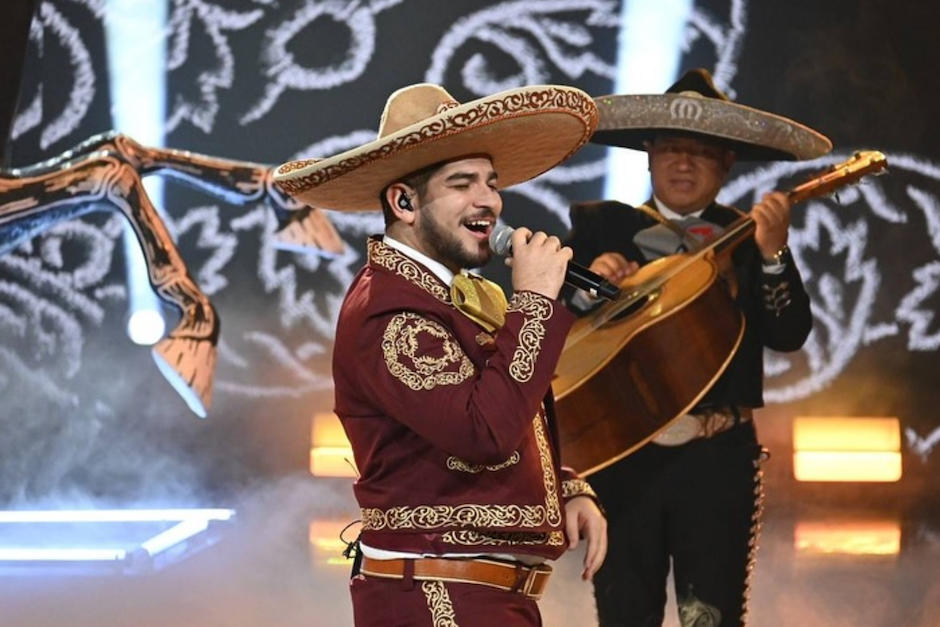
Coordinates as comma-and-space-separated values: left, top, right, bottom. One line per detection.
563, 199, 812, 409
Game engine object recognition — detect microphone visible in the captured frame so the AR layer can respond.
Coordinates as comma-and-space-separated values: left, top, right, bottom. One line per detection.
489, 224, 621, 300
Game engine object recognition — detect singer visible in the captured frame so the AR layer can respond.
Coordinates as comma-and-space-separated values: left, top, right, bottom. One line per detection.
275, 82, 606, 626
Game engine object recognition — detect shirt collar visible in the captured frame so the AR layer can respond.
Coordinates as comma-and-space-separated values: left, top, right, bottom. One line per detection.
382, 235, 457, 286
653, 195, 705, 220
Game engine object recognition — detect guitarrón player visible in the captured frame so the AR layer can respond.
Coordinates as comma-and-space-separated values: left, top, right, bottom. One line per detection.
563, 68, 831, 627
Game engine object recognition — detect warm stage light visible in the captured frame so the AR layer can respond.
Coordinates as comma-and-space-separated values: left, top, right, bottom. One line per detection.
795, 518, 901, 556
793, 417, 902, 482
309, 520, 354, 567
310, 412, 357, 478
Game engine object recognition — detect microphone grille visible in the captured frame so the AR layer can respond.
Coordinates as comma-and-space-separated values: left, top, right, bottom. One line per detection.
489, 224, 514, 256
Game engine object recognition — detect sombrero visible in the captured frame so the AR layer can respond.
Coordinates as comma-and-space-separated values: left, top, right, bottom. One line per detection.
274, 83, 598, 211
590, 68, 831, 161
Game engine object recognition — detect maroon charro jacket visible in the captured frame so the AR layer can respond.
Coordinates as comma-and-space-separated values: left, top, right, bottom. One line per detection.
333, 237, 597, 559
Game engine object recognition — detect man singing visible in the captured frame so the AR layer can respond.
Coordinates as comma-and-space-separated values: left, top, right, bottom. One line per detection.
276, 82, 607, 625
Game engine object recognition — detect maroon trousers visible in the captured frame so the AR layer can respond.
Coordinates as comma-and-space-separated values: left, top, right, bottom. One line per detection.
350, 573, 542, 626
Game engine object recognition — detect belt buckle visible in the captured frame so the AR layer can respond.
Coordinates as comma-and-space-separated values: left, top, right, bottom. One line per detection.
520, 566, 539, 598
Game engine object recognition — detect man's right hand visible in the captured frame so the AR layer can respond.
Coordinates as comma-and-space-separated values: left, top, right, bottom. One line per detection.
588, 252, 639, 285
507, 227, 572, 299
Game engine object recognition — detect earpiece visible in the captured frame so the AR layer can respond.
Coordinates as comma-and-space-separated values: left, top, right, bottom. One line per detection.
397, 193, 413, 211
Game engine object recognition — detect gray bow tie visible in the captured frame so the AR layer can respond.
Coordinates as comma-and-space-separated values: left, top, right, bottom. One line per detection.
633, 216, 724, 261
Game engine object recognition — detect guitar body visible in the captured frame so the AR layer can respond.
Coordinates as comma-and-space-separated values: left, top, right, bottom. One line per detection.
553, 252, 744, 475
552, 150, 887, 475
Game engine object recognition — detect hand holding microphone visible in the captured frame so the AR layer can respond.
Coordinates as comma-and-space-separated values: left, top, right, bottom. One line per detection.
489, 224, 621, 301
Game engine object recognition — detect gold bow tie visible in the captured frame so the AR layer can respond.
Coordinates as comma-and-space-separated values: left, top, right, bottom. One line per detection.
450, 274, 508, 332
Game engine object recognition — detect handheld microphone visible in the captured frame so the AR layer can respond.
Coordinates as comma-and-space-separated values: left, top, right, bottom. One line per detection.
489, 224, 621, 300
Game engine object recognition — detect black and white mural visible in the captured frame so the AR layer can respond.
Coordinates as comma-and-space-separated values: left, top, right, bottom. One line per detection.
1, 0, 938, 507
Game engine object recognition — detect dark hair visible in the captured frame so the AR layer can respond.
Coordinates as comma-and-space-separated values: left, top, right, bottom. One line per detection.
379, 162, 441, 226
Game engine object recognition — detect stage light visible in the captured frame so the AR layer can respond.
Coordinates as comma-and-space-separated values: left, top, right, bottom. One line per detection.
104, 0, 169, 346
0, 509, 234, 523
310, 412, 357, 478
604, 0, 692, 202
0, 509, 234, 573
309, 520, 355, 567
793, 417, 902, 482
0, 548, 126, 561
126, 307, 166, 346
795, 518, 901, 557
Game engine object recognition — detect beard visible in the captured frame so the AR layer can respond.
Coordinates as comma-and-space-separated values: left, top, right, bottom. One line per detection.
416, 207, 492, 270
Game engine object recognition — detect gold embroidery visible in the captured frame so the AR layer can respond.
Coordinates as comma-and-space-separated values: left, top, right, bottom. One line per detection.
382, 313, 475, 391
561, 478, 597, 500
370, 239, 451, 304
362, 413, 562, 535
506, 292, 553, 383
421, 581, 459, 627
441, 530, 565, 547
362, 502, 550, 531
446, 451, 520, 473
275, 158, 318, 175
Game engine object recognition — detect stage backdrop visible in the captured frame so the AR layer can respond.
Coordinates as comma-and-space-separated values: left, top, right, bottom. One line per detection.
1, 0, 938, 507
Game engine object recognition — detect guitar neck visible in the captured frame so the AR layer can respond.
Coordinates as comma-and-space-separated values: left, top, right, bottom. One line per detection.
710, 216, 755, 257
708, 151, 888, 258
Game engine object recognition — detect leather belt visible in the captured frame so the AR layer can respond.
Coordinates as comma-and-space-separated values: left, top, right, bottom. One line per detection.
361, 556, 552, 600
652, 407, 753, 446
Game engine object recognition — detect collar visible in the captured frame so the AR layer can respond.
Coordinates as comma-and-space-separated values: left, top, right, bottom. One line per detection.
653, 195, 705, 220
382, 235, 457, 286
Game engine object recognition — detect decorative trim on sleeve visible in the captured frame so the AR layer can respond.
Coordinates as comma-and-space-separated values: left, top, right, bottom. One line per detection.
762, 281, 792, 317
447, 451, 520, 473
382, 313, 475, 390
506, 291, 553, 383
561, 478, 598, 500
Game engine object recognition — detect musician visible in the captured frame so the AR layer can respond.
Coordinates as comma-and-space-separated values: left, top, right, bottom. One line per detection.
564, 69, 831, 626
275, 83, 607, 626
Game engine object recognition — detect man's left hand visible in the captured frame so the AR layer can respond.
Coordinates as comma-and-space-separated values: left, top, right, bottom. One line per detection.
564, 496, 607, 581
751, 191, 792, 261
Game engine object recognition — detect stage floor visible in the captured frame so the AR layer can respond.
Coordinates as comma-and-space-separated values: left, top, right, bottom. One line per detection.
2, 476, 938, 626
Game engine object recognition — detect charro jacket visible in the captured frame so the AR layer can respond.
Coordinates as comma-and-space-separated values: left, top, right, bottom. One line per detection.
564, 200, 813, 409
333, 237, 596, 559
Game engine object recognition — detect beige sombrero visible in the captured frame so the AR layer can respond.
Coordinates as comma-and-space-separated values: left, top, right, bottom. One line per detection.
274, 83, 598, 211
591, 68, 831, 161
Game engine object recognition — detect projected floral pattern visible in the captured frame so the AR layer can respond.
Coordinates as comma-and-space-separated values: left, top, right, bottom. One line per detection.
2, 0, 939, 465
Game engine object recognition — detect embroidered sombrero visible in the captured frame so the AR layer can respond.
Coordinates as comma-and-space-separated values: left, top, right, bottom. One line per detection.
590, 68, 831, 161
274, 83, 598, 211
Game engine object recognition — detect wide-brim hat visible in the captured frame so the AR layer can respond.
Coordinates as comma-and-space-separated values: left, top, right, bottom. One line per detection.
274, 83, 598, 211
590, 68, 831, 161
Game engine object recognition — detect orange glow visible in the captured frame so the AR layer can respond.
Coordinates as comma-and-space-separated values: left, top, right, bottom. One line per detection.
309, 520, 354, 567
310, 412, 357, 478
795, 519, 900, 556
793, 417, 902, 482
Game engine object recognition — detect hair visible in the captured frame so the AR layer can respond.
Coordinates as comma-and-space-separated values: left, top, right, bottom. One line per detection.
379, 161, 441, 226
